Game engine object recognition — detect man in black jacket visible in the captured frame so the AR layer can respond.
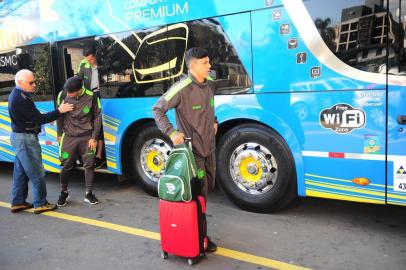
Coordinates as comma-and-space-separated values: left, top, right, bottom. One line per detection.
8, 69, 73, 214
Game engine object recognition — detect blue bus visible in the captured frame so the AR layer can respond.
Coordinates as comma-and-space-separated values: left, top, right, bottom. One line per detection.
1, 0, 406, 212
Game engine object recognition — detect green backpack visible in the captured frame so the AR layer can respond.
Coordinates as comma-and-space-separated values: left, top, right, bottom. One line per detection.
158, 143, 198, 202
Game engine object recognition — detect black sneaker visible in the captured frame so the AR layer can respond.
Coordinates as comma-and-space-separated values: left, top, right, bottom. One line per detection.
94, 158, 106, 169
57, 191, 70, 207
206, 237, 217, 252
84, 191, 99, 205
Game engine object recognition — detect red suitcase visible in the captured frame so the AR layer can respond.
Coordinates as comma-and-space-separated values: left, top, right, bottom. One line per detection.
159, 196, 208, 265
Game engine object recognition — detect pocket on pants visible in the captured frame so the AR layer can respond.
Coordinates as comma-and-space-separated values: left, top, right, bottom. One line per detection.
10, 133, 26, 153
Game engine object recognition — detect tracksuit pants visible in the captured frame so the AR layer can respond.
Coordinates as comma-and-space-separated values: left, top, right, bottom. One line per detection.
194, 152, 216, 199
59, 134, 95, 192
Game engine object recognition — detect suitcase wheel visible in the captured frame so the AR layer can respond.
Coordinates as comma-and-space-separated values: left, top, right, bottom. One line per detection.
187, 258, 198, 266
161, 251, 168, 259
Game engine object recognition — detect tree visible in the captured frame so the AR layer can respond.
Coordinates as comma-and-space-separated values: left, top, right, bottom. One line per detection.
314, 18, 336, 52
33, 46, 52, 100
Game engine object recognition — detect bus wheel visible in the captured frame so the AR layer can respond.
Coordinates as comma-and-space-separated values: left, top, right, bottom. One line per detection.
131, 124, 172, 196
217, 124, 297, 212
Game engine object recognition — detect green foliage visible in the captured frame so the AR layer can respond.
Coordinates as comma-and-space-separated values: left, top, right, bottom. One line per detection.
33, 46, 53, 100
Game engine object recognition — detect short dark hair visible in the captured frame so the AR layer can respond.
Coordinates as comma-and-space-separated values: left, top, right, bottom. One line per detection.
64, 76, 83, 93
83, 46, 96, 57
185, 47, 208, 67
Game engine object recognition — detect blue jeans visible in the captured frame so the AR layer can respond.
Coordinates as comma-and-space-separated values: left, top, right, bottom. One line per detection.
10, 132, 47, 208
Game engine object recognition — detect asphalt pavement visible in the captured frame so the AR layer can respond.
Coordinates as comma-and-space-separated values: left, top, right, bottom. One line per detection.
0, 162, 405, 270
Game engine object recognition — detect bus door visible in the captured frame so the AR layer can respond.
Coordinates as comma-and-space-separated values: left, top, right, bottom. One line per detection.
386, 1, 406, 206
56, 38, 96, 85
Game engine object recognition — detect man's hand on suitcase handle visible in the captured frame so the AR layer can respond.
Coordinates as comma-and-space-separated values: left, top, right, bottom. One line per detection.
88, 138, 97, 152
170, 131, 185, 145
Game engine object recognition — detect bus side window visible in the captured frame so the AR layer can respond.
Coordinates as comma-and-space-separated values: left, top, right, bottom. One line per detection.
185, 18, 252, 95
0, 50, 18, 102
96, 26, 175, 98
387, 1, 406, 75
304, 0, 398, 74
19, 44, 54, 102
0, 44, 54, 102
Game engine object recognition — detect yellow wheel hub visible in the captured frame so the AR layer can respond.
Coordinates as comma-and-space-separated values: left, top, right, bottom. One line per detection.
146, 150, 163, 173
239, 157, 263, 183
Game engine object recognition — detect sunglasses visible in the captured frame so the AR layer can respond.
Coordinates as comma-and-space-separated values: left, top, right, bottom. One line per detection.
24, 80, 36, 85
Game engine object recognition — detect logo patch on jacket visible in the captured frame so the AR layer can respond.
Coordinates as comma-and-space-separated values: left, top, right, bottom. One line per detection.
82, 106, 90, 114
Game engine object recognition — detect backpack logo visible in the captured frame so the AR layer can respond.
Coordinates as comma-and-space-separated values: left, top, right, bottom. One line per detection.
165, 183, 176, 194
174, 160, 182, 170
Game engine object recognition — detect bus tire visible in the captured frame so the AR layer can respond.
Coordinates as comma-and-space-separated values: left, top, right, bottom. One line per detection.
216, 124, 297, 212
131, 123, 172, 196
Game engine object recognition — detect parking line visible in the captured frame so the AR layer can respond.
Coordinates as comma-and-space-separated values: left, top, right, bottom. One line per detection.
0, 201, 311, 270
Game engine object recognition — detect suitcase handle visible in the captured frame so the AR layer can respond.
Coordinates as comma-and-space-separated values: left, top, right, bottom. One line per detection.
184, 137, 192, 148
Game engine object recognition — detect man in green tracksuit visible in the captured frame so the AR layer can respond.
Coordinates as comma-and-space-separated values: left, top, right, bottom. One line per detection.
56, 76, 102, 206
153, 47, 218, 252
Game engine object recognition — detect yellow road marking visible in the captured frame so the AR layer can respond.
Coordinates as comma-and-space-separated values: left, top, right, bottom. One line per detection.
0, 201, 311, 270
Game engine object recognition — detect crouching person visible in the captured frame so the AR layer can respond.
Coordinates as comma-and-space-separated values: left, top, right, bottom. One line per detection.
56, 76, 101, 206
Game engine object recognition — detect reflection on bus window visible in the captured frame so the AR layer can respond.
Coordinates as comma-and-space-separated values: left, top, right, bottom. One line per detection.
305, 0, 404, 74
186, 19, 252, 95
89, 18, 251, 98
0, 44, 53, 102
96, 27, 171, 98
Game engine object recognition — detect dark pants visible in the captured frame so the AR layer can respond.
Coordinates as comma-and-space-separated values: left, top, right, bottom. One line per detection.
59, 134, 95, 192
10, 133, 47, 208
194, 152, 216, 199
